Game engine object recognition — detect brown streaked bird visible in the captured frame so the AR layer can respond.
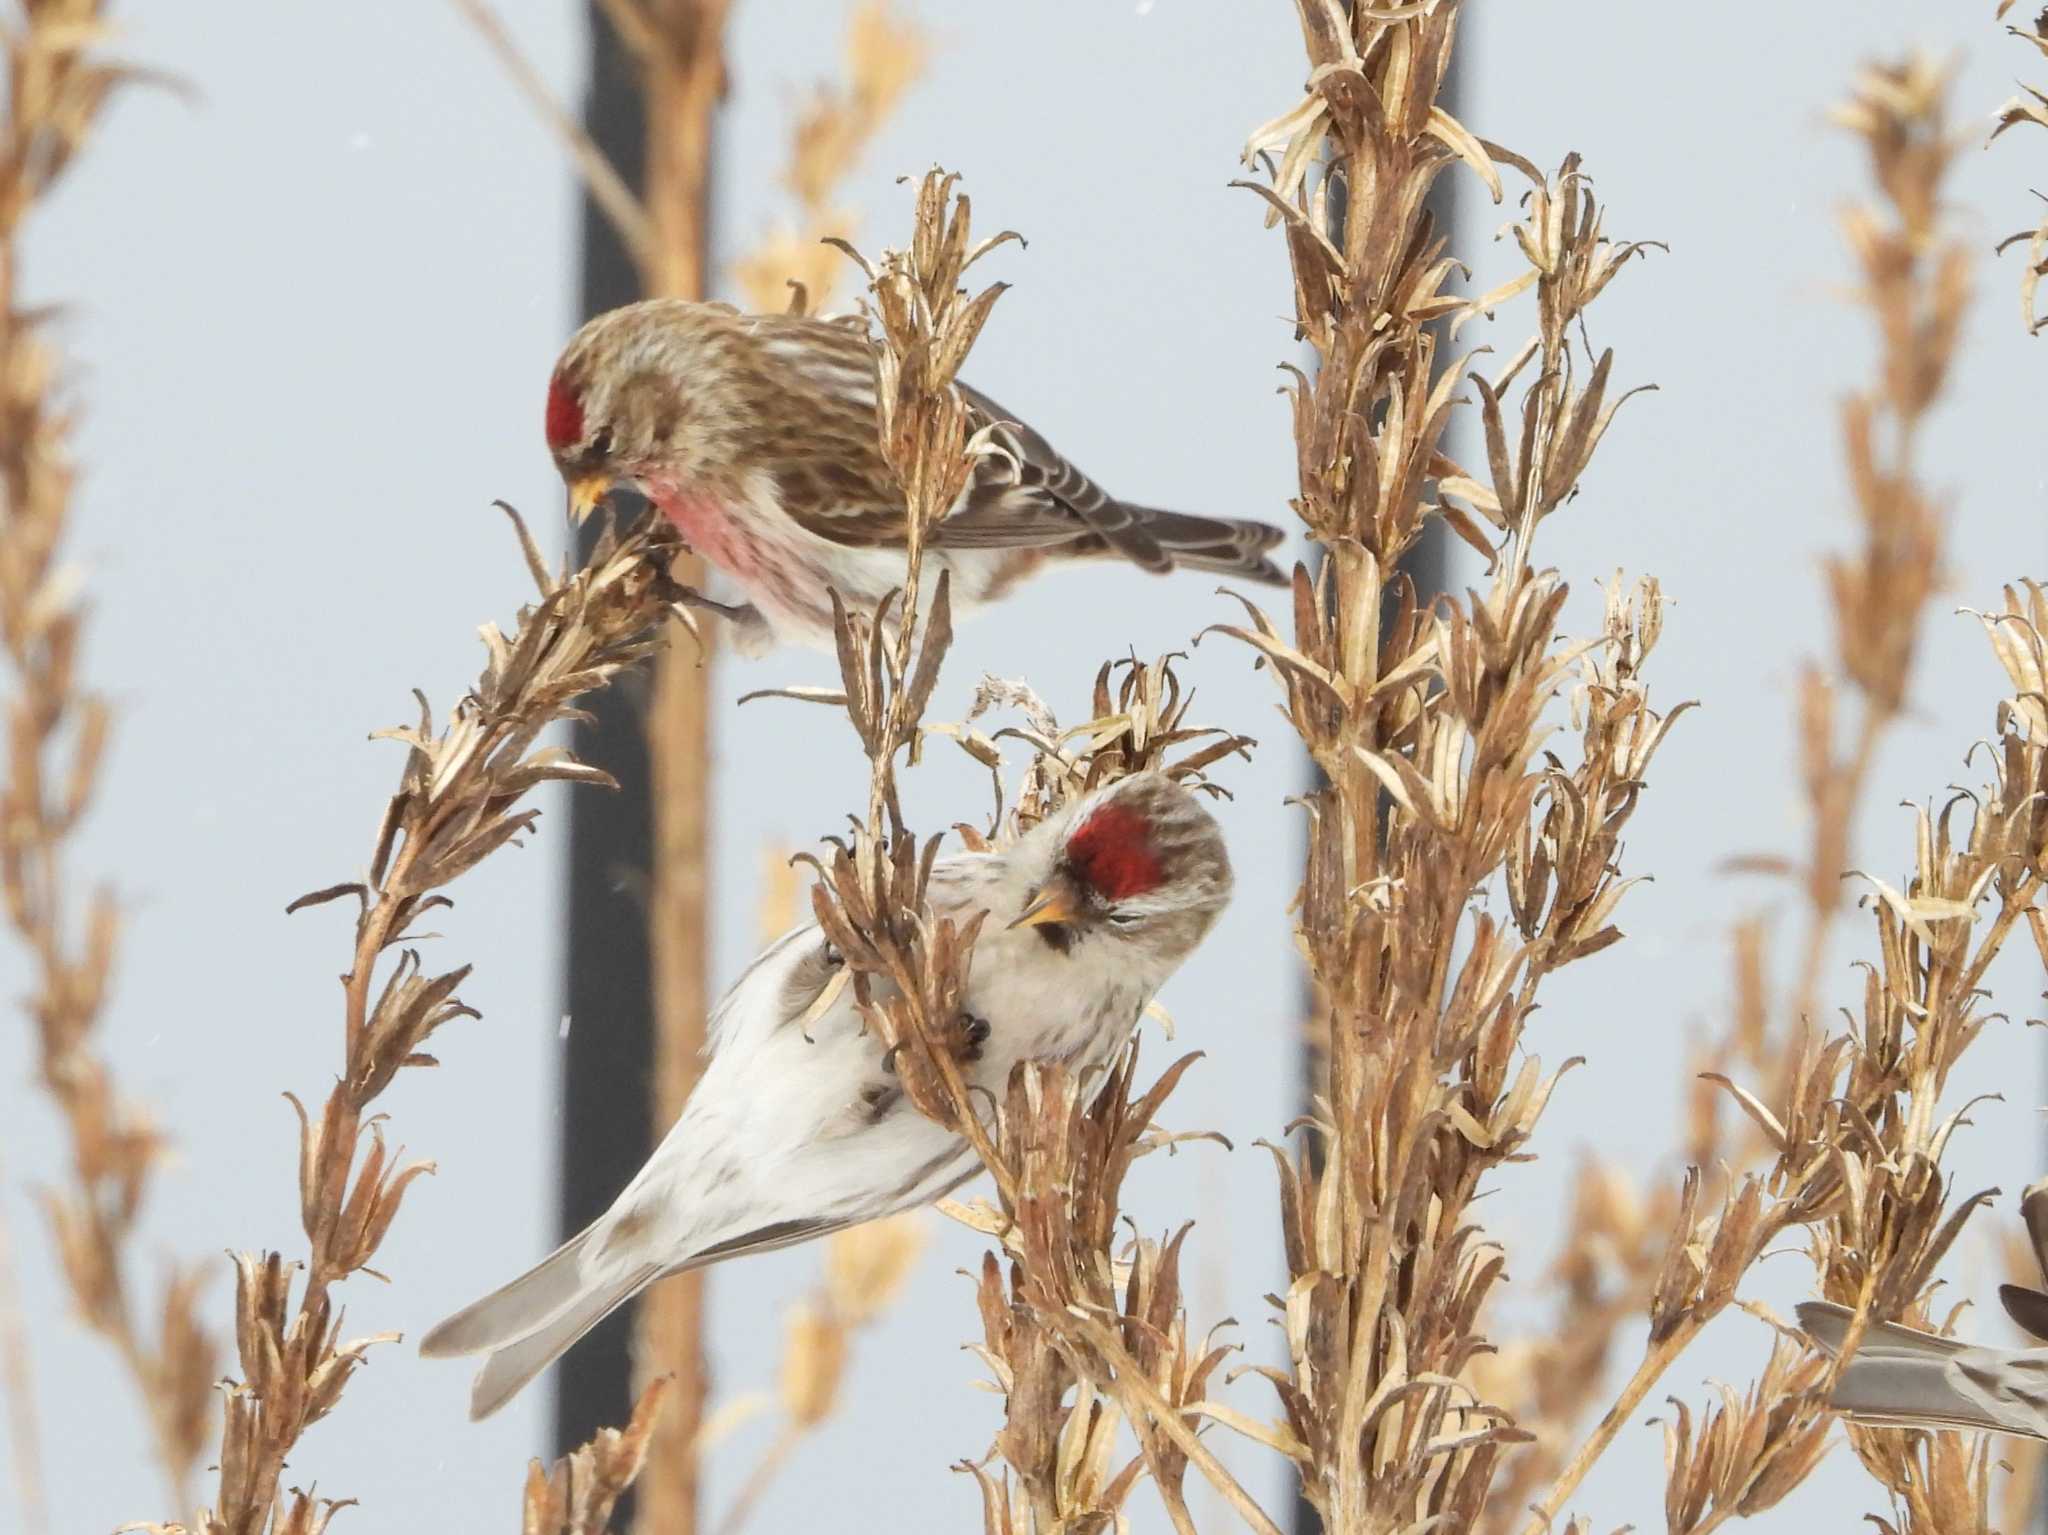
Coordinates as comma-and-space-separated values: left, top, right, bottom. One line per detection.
421, 771, 1232, 1420
542, 299, 1287, 654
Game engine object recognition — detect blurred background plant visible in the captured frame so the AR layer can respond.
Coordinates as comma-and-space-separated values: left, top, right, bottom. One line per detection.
1992, 2, 2048, 333
0, 6, 213, 1528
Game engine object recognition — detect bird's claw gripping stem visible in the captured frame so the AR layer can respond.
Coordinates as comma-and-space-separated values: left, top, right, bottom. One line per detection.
669, 585, 757, 624
663, 583, 774, 657
959, 1013, 991, 1063
878, 1013, 989, 1075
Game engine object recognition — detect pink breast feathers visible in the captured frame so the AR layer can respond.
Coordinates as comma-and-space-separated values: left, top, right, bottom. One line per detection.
646, 482, 786, 593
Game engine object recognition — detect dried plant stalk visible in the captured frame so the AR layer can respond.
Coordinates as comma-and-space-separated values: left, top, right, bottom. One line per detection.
1992, 2, 2048, 335
1471, 1159, 1667, 1535
942, 662, 1269, 1535
732, 1, 925, 316
711, 1214, 925, 1535
624, 8, 732, 1525
1479, 905, 1809, 1531
1478, 908, 1801, 1534
452, 8, 926, 1519
768, 171, 1281, 1535
524, 1379, 671, 1535
0, 2, 214, 1513
0, 1157, 41, 1535
1502, 55, 1979, 1535
141, 507, 691, 1535
1632, 56, 2007, 1535
795, 167, 1017, 1192
1485, 55, 2044, 1535
1785, 567, 2048, 1531
1794, 49, 1983, 1340
1238, 25, 2018, 1535
445, 0, 655, 269
1760, 55, 1959, 1038
713, 51, 936, 1504
1236, 3, 1677, 1527
456, 2, 733, 1518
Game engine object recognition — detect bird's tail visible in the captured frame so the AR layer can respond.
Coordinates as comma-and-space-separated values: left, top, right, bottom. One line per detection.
1117, 503, 1289, 586
420, 1217, 661, 1421
1796, 1300, 2025, 1435
422, 1196, 850, 1419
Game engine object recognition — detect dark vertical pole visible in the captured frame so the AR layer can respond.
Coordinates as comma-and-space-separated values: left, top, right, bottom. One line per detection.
556, 1, 655, 1458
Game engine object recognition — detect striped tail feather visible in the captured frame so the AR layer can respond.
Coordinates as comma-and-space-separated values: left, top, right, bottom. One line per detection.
1110, 503, 1288, 585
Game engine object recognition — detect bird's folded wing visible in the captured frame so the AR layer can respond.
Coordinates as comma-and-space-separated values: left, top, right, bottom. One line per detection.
704, 921, 845, 1055
946, 381, 1173, 569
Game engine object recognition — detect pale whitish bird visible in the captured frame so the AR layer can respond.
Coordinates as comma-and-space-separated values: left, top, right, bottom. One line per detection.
421, 772, 1233, 1419
542, 299, 1287, 654
1798, 1299, 2048, 1440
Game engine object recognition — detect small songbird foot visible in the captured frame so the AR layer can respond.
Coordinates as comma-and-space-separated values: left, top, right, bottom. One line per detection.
669, 586, 775, 657
879, 1014, 988, 1073
958, 1013, 992, 1062
672, 587, 754, 624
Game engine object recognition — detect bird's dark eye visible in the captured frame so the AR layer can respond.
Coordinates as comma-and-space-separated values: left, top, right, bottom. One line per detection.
588, 427, 614, 459
1107, 911, 1140, 928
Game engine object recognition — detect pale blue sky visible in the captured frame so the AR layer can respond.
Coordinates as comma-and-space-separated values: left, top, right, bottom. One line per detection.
5, 4, 2045, 1532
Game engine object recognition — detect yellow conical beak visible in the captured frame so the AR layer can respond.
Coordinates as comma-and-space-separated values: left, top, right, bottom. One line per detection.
1009, 884, 1080, 930
568, 472, 613, 524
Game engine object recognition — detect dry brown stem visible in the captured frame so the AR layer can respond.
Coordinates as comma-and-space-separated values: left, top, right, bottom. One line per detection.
1474, 49, 1981, 1506
618, 5, 734, 1524
477, 2, 734, 1520
788, 170, 1018, 1191
452, 12, 930, 1517
732, 2, 925, 316
763, 171, 1281, 1535
1658, 1331, 1833, 1534
1534, 55, 2020, 1535
1763, 53, 1960, 1037
1479, 918, 1802, 1534
1795, 564, 2048, 1530
524, 1378, 673, 1535
0, 1, 214, 1511
150, 506, 691, 1534
1471, 1162, 1666, 1535
1239, 3, 1677, 1528
444, 0, 656, 273
0, 1146, 44, 1535
711, 1214, 925, 1535
696, 24, 937, 1514
1992, 2, 2048, 335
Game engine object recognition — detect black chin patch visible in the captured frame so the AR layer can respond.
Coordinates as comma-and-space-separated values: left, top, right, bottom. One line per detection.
1034, 921, 1075, 955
